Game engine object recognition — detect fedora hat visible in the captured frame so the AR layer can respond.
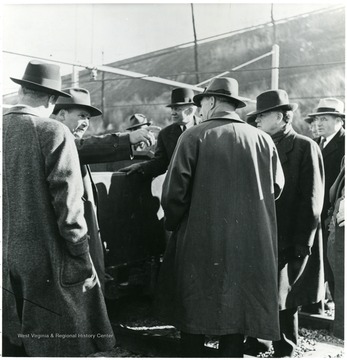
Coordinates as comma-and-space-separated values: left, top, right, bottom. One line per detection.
247, 89, 298, 117
193, 77, 247, 109
166, 88, 196, 108
126, 113, 151, 131
307, 98, 345, 119
53, 88, 102, 117
10, 60, 70, 98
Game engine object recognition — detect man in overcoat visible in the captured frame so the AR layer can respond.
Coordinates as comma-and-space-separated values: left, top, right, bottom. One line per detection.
305, 98, 345, 308
119, 87, 199, 179
249, 89, 325, 357
52, 88, 157, 291
3, 61, 115, 357
155, 77, 284, 357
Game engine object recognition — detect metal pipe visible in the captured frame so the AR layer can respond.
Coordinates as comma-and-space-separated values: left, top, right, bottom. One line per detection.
3, 50, 204, 92
196, 51, 273, 86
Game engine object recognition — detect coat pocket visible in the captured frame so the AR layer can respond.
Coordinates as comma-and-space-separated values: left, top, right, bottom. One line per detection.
61, 251, 94, 287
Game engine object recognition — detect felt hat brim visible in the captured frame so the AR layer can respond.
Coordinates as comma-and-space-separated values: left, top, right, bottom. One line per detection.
307, 111, 345, 118
11, 77, 71, 98
166, 101, 197, 108
126, 122, 152, 131
247, 103, 298, 117
54, 103, 102, 117
193, 92, 247, 109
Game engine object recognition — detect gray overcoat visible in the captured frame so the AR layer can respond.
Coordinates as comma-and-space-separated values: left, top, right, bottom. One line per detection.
3, 106, 115, 356
155, 111, 284, 341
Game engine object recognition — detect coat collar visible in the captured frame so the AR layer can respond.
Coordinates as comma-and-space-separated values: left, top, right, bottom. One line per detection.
4, 104, 46, 118
274, 126, 296, 164
204, 110, 245, 123
321, 127, 345, 157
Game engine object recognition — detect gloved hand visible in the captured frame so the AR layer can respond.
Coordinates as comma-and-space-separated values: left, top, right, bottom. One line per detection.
118, 162, 144, 175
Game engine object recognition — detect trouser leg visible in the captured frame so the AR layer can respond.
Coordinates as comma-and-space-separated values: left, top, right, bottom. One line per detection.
273, 307, 298, 357
219, 333, 244, 358
180, 331, 205, 357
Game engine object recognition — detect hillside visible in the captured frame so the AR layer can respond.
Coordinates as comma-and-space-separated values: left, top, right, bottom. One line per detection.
60, 6, 344, 137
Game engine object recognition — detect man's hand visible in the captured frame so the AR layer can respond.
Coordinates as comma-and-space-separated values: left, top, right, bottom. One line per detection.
129, 126, 160, 147
118, 162, 143, 175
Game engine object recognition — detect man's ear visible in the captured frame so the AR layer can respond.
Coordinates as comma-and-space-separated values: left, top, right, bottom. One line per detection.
210, 96, 216, 109
277, 111, 284, 123
56, 109, 66, 121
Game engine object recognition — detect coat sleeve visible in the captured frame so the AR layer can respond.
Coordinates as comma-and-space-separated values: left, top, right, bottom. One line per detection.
75, 133, 132, 165
293, 140, 324, 248
161, 131, 197, 231
138, 130, 171, 179
40, 122, 89, 256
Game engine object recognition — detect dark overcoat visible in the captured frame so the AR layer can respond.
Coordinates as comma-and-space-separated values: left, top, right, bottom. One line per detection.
315, 127, 345, 282
275, 127, 325, 310
317, 127, 345, 223
138, 117, 199, 179
156, 111, 284, 340
3, 106, 115, 356
75, 133, 133, 290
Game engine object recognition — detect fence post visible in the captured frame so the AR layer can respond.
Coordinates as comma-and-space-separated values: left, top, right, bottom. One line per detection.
271, 44, 279, 89
71, 66, 79, 87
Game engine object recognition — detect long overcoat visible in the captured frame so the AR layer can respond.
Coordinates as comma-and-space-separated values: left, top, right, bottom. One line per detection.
275, 127, 325, 310
155, 111, 284, 340
75, 133, 133, 290
315, 128, 345, 283
3, 106, 115, 357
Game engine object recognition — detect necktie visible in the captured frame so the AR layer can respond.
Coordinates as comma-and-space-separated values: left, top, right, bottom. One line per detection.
319, 137, 326, 150
181, 125, 187, 132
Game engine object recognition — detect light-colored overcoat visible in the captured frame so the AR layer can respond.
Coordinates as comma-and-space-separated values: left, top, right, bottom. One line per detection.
3, 106, 115, 357
156, 111, 284, 341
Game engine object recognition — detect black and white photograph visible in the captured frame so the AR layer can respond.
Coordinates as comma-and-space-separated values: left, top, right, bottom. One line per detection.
2, 1, 345, 358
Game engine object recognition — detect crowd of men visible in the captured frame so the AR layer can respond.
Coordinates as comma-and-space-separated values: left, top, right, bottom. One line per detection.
3, 59, 345, 357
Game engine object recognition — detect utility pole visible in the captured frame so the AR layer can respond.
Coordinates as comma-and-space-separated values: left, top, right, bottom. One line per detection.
271, 4, 279, 89
101, 50, 106, 126
190, 4, 200, 84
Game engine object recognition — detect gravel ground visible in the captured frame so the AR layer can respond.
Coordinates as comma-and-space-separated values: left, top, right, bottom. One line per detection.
94, 295, 344, 358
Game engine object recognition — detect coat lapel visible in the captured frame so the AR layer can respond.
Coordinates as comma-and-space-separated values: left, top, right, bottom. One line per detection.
322, 128, 345, 159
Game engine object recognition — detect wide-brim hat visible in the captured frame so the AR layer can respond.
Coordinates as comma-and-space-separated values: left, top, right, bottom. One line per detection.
53, 88, 102, 117
10, 60, 70, 98
126, 113, 151, 130
247, 89, 298, 117
307, 98, 345, 118
166, 87, 197, 108
193, 77, 247, 109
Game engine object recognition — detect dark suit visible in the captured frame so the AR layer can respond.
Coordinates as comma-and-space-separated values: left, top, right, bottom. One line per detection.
137, 117, 199, 179
316, 127, 345, 285
75, 133, 133, 290
273, 126, 325, 356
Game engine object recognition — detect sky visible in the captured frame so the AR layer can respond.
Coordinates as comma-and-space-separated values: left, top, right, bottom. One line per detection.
2, 1, 336, 95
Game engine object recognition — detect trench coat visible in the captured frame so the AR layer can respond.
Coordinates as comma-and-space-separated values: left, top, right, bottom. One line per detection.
155, 111, 284, 340
75, 133, 133, 290
3, 106, 115, 357
275, 127, 325, 310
